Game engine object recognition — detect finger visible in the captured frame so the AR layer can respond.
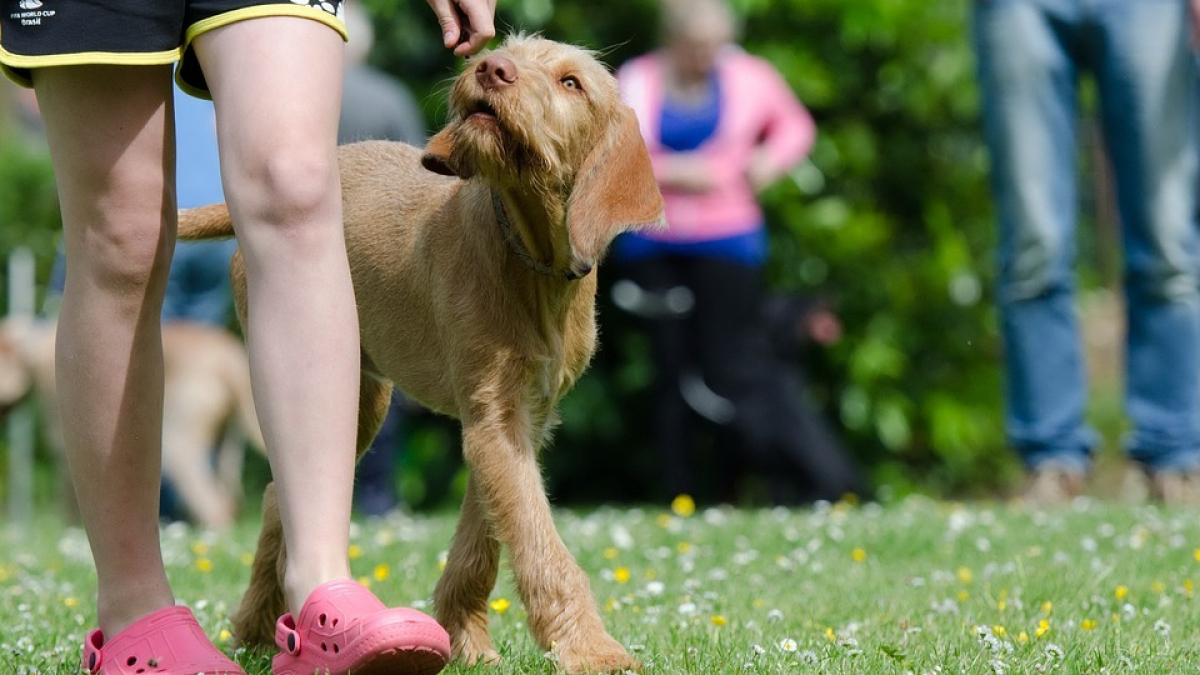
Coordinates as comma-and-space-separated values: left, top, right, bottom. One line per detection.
452, 0, 496, 56
425, 0, 462, 49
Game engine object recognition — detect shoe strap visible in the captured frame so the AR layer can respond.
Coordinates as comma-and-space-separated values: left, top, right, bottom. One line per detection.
83, 629, 103, 674
276, 614, 302, 655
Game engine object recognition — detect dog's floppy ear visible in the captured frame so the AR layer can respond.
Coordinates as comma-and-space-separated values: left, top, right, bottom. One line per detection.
421, 124, 475, 178
566, 105, 665, 269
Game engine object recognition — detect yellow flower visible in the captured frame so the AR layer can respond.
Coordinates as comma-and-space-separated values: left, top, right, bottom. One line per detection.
656, 514, 673, 529
957, 590, 970, 601
64, 597, 78, 608
752, 598, 766, 608
824, 627, 836, 641
373, 564, 390, 581
357, 576, 372, 588
1017, 631, 1029, 644
677, 542, 692, 555
671, 494, 696, 517
240, 553, 255, 566
992, 625, 1007, 637
1184, 579, 1195, 597
645, 568, 658, 580
851, 548, 867, 563
490, 598, 511, 614
614, 567, 631, 584
956, 567, 973, 584
348, 544, 363, 560
1193, 549, 1200, 563
604, 597, 618, 612
1041, 601, 1053, 614
1035, 619, 1050, 638
219, 629, 232, 642
1152, 580, 1167, 594
997, 598, 1007, 611
1081, 619, 1097, 631
1114, 585, 1128, 601
603, 547, 619, 560
191, 542, 209, 556
195, 558, 213, 573
710, 615, 727, 627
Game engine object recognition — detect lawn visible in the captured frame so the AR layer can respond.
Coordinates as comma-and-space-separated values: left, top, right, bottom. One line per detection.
2, 496, 1199, 674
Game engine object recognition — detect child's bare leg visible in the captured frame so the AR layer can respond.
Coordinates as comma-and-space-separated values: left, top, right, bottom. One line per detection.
33, 64, 177, 636
194, 18, 359, 615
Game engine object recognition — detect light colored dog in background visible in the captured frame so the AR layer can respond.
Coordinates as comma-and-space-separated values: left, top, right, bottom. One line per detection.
0, 317, 264, 530
179, 35, 664, 674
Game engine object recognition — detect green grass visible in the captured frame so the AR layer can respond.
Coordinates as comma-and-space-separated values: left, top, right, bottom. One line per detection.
3, 497, 1200, 674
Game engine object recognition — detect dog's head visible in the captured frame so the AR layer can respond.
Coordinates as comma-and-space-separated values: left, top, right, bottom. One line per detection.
422, 35, 665, 275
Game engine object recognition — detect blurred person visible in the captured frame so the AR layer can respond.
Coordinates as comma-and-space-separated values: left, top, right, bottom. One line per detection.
338, 0, 429, 517
613, 0, 867, 505
0, 2, 494, 675
973, 0, 1200, 505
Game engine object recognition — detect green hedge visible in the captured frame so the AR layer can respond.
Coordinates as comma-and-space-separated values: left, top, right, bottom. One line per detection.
5, 0, 1090, 507
354, 0, 1027, 504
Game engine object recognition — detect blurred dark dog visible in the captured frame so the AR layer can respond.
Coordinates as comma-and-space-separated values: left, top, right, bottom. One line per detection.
613, 280, 868, 504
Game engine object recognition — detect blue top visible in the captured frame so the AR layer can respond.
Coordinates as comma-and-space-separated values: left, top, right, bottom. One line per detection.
659, 72, 721, 152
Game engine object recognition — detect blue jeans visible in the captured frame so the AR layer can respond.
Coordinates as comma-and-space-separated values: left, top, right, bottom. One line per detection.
973, 0, 1200, 472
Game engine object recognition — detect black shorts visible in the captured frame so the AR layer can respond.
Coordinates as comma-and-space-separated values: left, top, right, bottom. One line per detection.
0, 0, 346, 98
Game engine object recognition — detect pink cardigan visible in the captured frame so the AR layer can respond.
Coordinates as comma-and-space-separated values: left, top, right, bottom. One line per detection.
617, 48, 816, 243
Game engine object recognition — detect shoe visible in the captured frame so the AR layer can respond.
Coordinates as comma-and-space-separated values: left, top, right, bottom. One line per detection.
1148, 468, 1200, 506
273, 579, 450, 675
1020, 462, 1086, 507
82, 605, 244, 675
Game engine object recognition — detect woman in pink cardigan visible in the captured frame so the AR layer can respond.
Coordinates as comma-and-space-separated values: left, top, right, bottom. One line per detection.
613, 0, 865, 504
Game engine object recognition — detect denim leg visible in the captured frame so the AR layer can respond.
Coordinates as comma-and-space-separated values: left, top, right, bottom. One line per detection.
973, 0, 1095, 472
1091, 0, 1200, 471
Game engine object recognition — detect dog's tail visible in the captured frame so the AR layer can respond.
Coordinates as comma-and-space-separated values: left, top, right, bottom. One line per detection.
179, 203, 235, 240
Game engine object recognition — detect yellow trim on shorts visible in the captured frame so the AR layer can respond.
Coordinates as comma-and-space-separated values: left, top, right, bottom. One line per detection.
177, 4, 348, 99
0, 45, 181, 88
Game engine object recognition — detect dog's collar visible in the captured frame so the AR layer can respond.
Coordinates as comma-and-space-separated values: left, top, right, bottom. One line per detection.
492, 192, 586, 281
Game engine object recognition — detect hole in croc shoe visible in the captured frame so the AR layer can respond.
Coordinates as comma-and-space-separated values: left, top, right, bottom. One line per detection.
332, 618, 339, 627
322, 642, 328, 652
333, 644, 340, 654
319, 613, 328, 626
127, 657, 138, 666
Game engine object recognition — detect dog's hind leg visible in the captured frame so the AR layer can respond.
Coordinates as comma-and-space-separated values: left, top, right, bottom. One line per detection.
434, 475, 501, 666
231, 482, 288, 647
355, 372, 393, 460
460, 416, 638, 674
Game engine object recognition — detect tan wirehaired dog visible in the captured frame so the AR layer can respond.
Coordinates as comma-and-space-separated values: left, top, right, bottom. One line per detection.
178, 35, 664, 673
0, 317, 264, 529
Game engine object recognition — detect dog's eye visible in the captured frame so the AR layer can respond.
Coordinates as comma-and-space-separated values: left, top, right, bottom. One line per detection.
560, 76, 582, 91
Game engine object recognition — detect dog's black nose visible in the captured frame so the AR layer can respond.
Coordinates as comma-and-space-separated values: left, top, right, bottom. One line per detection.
476, 55, 518, 88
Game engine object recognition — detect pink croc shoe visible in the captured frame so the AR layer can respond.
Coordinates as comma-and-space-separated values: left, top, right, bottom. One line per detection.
82, 605, 245, 675
272, 579, 451, 675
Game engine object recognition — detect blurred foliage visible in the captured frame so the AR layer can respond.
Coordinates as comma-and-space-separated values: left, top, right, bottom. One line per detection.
4, 0, 1085, 511
356, 0, 1022, 505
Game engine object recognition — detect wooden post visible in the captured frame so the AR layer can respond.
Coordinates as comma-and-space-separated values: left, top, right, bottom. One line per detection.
6, 246, 36, 527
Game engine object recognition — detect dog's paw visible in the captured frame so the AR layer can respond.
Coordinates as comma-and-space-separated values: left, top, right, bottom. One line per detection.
450, 623, 502, 667
554, 635, 640, 674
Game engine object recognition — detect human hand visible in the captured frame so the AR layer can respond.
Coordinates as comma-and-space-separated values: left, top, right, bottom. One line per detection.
661, 154, 716, 193
1192, 0, 1200, 49
746, 149, 777, 194
805, 309, 842, 346
425, 0, 497, 57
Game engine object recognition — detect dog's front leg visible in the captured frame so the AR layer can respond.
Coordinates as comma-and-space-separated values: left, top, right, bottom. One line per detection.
460, 419, 639, 674
434, 475, 502, 665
